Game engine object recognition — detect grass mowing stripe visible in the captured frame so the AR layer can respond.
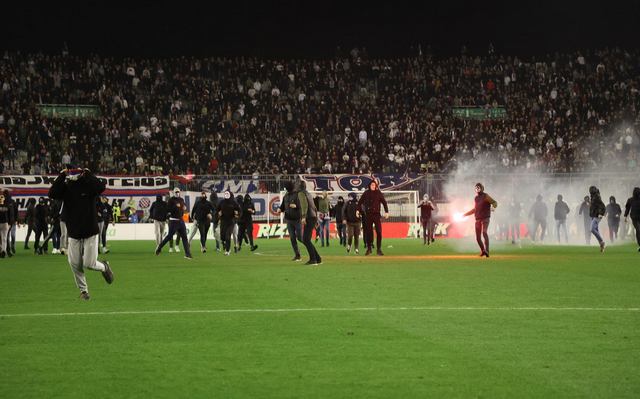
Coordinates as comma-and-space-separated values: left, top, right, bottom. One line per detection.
2, 306, 639, 318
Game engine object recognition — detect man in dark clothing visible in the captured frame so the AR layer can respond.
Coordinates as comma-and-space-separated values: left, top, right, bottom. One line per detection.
554, 194, 570, 244
279, 181, 302, 261
624, 187, 640, 252
299, 181, 322, 265
507, 197, 521, 244
239, 194, 258, 251
34, 197, 49, 255
605, 196, 622, 242
49, 168, 114, 300
98, 196, 113, 253
418, 194, 437, 245
342, 192, 361, 254
190, 191, 215, 252
4, 190, 18, 256
0, 192, 12, 258
155, 187, 192, 259
588, 186, 606, 252
41, 199, 62, 254
149, 195, 168, 247
463, 183, 498, 257
217, 190, 241, 255
528, 194, 548, 242
578, 196, 591, 245
24, 198, 37, 249
358, 181, 389, 256
210, 192, 220, 251
334, 196, 346, 246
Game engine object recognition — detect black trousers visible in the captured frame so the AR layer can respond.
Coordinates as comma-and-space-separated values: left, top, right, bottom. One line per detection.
158, 220, 191, 257
632, 217, 640, 246
197, 220, 211, 248
35, 224, 48, 250
100, 222, 108, 247
238, 222, 255, 248
302, 218, 321, 262
421, 217, 434, 243
220, 221, 235, 252
475, 218, 490, 253
286, 220, 302, 257
364, 214, 383, 250
337, 222, 346, 245
25, 223, 35, 247
608, 218, 620, 242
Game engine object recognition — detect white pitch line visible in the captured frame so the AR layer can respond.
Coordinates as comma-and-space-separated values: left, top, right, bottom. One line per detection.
0, 306, 639, 318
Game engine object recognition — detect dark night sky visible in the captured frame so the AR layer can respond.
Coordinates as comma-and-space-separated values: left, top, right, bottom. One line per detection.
1, 1, 639, 58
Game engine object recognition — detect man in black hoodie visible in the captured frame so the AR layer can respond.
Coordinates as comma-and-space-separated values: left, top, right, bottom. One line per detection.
49, 168, 114, 300
34, 197, 49, 255
239, 194, 258, 251
578, 196, 591, 245
190, 191, 215, 253
588, 186, 606, 253
209, 192, 220, 251
0, 191, 12, 258
334, 196, 346, 246
342, 192, 361, 254
554, 194, 570, 244
624, 187, 640, 252
24, 198, 36, 249
155, 188, 192, 259
149, 194, 168, 247
4, 190, 18, 256
218, 190, 241, 256
279, 180, 302, 261
529, 194, 548, 242
605, 196, 622, 243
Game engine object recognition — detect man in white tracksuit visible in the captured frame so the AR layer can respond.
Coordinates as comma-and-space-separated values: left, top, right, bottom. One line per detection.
49, 168, 114, 300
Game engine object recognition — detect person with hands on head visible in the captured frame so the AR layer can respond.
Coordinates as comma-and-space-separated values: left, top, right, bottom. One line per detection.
418, 194, 437, 245
357, 180, 389, 256
48, 167, 114, 300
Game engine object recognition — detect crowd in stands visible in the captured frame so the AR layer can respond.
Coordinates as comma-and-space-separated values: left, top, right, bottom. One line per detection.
0, 46, 639, 176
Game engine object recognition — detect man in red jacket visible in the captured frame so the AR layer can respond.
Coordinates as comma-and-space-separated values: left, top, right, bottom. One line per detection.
358, 181, 389, 256
463, 182, 498, 257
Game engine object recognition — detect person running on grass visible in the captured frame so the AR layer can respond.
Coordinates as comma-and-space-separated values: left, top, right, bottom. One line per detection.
49, 168, 114, 300
463, 183, 498, 257
624, 187, 640, 253
155, 187, 192, 259
588, 186, 606, 253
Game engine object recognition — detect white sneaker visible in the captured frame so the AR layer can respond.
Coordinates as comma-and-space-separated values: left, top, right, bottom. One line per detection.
169, 248, 175, 253
51, 249, 58, 254
176, 247, 181, 253
224, 251, 230, 256
355, 248, 359, 254
346, 245, 351, 253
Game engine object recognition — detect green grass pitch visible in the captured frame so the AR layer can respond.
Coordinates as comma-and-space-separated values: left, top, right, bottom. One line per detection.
1, 238, 639, 398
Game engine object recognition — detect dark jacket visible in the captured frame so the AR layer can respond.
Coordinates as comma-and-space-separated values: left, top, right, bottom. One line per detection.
241, 197, 256, 223
0, 202, 10, 224
589, 192, 606, 218
280, 191, 301, 221
358, 189, 389, 217
554, 201, 570, 221
167, 197, 186, 220
624, 188, 640, 219
578, 201, 591, 220
49, 171, 106, 239
418, 201, 436, 219
334, 200, 345, 223
35, 203, 49, 227
192, 198, 215, 222
529, 200, 548, 221
150, 197, 168, 221
6, 197, 18, 225
48, 200, 62, 224
218, 198, 241, 223
100, 202, 113, 223
465, 192, 497, 220
26, 201, 36, 225
605, 203, 622, 221
342, 199, 361, 223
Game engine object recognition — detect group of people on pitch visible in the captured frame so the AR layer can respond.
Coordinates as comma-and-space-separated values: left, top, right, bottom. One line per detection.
278, 180, 390, 265
466, 183, 640, 256
152, 187, 258, 258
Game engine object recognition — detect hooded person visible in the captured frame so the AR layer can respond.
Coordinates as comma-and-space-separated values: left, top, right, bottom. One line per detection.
24, 198, 37, 250
34, 196, 49, 254
279, 180, 302, 261
155, 187, 192, 259
578, 195, 591, 245
298, 180, 322, 265
528, 194, 548, 242
418, 194, 437, 245
605, 196, 622, 242
334, 196, 346, 246
149, 194, 169, 246
217, 190, 241, 255
4, 189, 18, 256
97, 196, 113, 253
357, 180, 389, 256
588, 185, 606, 252
232, 194, 244, 252
239, 194, 258, 251
49, 167, 114, 300
463, 183, 497, 257
0, 191, 11, 258
189, 191, 215, 252
554, 194, 571, 244
209, 191, 221, 251
623, 187, 640, 251
342, 192, 362, 254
